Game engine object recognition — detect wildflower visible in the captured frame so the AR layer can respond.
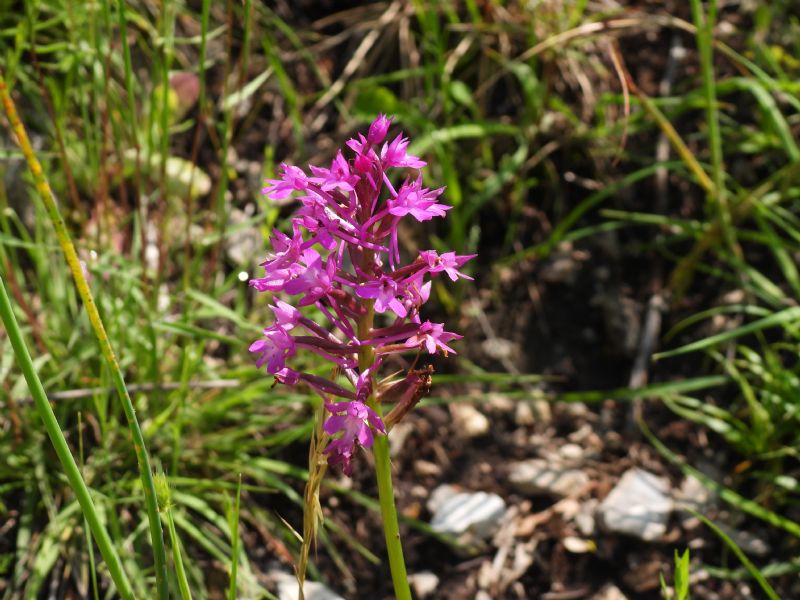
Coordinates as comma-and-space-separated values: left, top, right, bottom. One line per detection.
269, 299, 301, 330
250, 115, 473, 475
262, 164, 312, 199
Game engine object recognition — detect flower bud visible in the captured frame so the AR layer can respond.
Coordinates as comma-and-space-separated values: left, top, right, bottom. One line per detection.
367, 113, 392, 145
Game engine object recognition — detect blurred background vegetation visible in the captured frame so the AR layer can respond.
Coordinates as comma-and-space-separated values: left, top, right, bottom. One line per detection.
1, 0, 799, 598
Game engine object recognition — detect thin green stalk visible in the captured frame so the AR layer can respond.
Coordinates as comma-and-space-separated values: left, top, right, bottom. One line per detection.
690, 0, 737, 256
0, 72, 170, 600
357, 301, 411, 600
690, 511, 780, 600
227, 475, 242, 600
79, 413, 101, 600
182, 0, 211, 294
114, 0, 138, 149
154, 0, 175, 304
166, 504, 193, 600
211, 0, 236, 279
112, 0, 148, 283
0, 276, 134, 600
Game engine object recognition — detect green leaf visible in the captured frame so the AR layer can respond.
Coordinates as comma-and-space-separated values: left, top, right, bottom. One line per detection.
655, 307, 800, 359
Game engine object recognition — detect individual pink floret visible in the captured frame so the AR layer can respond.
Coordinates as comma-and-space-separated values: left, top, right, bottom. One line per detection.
381, 133, 426, 169
250, 325, 297, 374
388, 176, 450, 222
356, 275, 407, 318
419, 250, 476, 281
323, 400, 386, 476
404, 320, 462, 355
262, 164, 312, 199
367, 113, 392, 145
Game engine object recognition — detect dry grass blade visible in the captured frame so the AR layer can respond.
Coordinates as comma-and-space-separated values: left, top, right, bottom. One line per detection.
312, 1, 402, 113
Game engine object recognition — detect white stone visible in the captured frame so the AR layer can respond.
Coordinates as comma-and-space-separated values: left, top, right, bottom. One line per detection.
575, 499, 598, 536
430, 491, 506, 541
558, 443, 585, 462
674, 474, 715, 510
414, 459, 442, 477
508, 459, 589, 498
597, 468, 673, 541
590, 583, 629, 600
271, 571, 344, 600
717, 524, 770, 557
408, 571, 439, 598
427, 484, 461, 514
515, 399, 552, 425
563, 536, 594, 553
451, 403, 490, 437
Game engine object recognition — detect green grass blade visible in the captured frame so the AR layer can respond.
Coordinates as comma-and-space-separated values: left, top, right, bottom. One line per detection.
0, 276, 134, 599
690, 511, 780, 600
654, 306, 800, 359
641, 417, 800, 539
690, 0, 731, 242
167, 503, 194, 600
228, 474, 243, 600
0, 72, 170, 600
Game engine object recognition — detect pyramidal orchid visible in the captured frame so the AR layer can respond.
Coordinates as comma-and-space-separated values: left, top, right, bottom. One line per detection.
251, 114, 473, 474
250, 115, 473, 598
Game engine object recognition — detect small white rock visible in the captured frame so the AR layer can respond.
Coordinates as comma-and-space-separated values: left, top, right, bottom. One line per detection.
558, 443, 585, 462
597, 468, 673, 541
408, 571, 439, 599
225, 208, 262, 265
487, 393, 515, 412
271, 571, 344, 600
430, 491, 506, 541
575, 499, 598, 536
590, 583, 629, 600
563, 536, 595, 554
427, 484, 461, 514
674, 474, 715, 510
718, 524, 771, 557
450, 403, 490, 438
515, 399, 552, 425
508, 459, 589, 498
414, 459, 442, 477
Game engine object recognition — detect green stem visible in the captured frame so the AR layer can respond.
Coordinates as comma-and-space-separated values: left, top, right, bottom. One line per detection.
0, 276, 135, 599
0, 72, 170, 600
690, 0, 737, 256
227, 474, 242, 600
166, 504, 194, 600
357, 302, 411, 600
371, 433, 410, 599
